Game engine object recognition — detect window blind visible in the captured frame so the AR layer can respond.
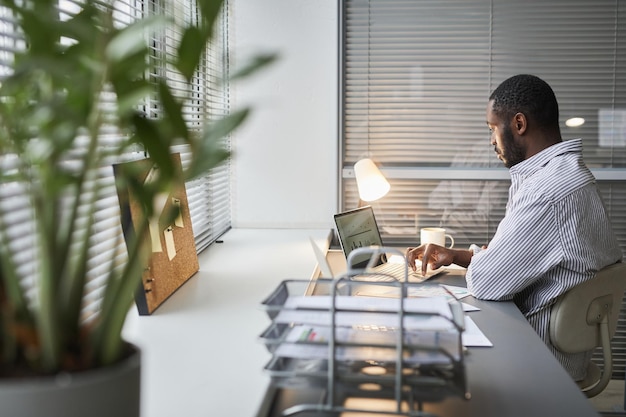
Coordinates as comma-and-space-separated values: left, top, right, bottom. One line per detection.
0, 0, 231, 321
149, 0, 231, 252
341, 0, 626, 250
341, 0, 626, 377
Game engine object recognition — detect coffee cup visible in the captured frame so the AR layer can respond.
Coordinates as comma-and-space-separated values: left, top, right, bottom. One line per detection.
420, 227, 454, 248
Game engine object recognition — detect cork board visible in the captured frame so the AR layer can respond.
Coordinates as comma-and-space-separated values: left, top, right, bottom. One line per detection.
114, 153, 199, 315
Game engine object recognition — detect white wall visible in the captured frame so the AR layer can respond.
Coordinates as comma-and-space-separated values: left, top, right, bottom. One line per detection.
230, 0, 338, 229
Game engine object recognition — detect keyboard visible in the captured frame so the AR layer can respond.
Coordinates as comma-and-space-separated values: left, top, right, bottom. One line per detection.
351, 261, 445, 283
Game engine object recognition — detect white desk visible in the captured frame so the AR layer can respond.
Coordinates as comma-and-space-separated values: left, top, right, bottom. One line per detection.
122, 228, 330, 417
122, 229, 600, 417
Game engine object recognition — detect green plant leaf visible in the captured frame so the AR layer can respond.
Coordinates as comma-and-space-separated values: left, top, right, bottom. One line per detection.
229, 53, 278, 82
130, 115, 177, 192
157, 81, 189, 142
115, 82, 153, 119
185, 109, 249, 180
106, 15, 170, 64
196, 0, 224, 31
13, 7, 61, 55
176, 26, 206, 82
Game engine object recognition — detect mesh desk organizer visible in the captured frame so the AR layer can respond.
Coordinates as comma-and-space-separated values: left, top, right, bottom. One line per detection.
260, 247, 469, 417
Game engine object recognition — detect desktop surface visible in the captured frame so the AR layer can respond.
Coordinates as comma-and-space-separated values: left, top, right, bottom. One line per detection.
257, 251, 600, 417
123, 228, 332, 417
122, 229, 600, 417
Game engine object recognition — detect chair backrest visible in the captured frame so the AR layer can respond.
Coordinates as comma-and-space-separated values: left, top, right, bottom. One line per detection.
550, 262, 626, 355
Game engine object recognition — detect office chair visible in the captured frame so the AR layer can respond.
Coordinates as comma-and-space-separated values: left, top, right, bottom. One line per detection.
549, 262, 626, 398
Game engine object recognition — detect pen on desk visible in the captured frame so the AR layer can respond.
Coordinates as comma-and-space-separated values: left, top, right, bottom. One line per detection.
298, 327, 312, 342
298, 327, 323, 342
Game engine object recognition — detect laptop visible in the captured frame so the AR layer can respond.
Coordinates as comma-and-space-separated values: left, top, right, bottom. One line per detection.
333, 206, 445, 282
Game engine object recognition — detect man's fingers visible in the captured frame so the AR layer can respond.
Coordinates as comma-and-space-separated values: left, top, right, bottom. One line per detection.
406, 247, 420, 271
421, 244, 432, 275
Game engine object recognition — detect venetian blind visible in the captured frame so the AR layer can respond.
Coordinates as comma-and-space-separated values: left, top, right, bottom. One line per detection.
0, 0, 143, 323
0, 0, 231, 321
148, 0, 231, 251
341, 0, 626, 376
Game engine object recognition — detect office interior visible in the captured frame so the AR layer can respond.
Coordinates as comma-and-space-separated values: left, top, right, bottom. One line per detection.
127, 1, 626, 416
3, 0, 626, 416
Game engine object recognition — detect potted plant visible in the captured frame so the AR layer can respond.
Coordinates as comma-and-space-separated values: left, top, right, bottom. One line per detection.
0, 0, 272, 415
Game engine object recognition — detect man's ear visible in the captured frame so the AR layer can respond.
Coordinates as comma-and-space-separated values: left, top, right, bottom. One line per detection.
513, 112, 527, 135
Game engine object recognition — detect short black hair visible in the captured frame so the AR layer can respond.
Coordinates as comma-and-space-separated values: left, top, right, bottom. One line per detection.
489, 74, 560, 130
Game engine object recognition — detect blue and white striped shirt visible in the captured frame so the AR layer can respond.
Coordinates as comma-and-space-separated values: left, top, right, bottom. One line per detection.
465, 138, 623, 380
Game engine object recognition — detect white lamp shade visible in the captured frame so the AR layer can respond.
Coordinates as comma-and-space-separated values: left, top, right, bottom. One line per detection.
354, 158, 390, 202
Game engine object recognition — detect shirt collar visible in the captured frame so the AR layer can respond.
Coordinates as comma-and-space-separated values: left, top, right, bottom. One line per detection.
509, 138, 583, 179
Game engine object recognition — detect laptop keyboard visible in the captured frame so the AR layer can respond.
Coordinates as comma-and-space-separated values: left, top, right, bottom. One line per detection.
375, 262, 429, 282
349, 262, 436, 283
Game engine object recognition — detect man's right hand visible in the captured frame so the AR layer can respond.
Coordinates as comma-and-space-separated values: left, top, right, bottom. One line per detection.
406, 243, 455, 275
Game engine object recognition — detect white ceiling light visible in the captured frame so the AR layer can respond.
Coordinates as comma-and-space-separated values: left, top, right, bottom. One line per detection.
565, 117, 585, 128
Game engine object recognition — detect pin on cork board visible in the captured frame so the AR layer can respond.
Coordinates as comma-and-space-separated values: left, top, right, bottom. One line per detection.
114, 153, 199, 315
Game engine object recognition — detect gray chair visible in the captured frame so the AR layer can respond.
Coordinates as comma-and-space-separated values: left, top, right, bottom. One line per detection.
549, 262, 626, 398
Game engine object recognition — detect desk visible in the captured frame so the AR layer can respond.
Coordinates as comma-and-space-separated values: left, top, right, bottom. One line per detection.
122, 228, 331, 417
257, 249, 600, 417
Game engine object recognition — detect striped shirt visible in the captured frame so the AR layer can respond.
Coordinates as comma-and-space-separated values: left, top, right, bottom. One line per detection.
465, 138, 623, 380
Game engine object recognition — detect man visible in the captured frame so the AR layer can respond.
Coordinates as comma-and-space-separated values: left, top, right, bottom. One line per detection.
406, 74, 623, 381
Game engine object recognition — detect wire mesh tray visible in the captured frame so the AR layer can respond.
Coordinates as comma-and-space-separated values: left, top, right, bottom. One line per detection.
264, 353, 465, 403
260, 321, 462, 365
258, 246, 469, 415
261, 278, 465, 325
260, 277, 467, 398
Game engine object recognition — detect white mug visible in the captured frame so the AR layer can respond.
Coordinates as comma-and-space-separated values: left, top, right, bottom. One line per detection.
420, 227, 454, 248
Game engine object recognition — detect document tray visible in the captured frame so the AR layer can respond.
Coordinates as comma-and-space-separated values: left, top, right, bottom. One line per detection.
259, 270, 469, 415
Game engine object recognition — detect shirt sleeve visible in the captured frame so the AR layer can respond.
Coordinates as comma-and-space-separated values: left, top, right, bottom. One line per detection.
465, 190, 563, 301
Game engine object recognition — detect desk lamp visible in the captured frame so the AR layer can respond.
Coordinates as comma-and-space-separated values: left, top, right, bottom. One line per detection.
354, 158, 390, 207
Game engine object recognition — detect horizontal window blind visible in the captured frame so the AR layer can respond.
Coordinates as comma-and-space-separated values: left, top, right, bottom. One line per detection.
342, 0, 626, 377
343, 0, 493, 166
342, 0, 626, 253
0, 0, 230, 322
151, 0, 231, 252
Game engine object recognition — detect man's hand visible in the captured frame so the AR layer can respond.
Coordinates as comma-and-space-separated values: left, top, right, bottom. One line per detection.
406, 243, 456, 275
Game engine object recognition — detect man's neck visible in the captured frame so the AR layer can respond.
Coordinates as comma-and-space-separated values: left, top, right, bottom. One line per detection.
525, 131, 562, 160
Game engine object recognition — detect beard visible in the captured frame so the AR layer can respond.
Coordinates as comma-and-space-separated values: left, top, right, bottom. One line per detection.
496, 124, 526, 168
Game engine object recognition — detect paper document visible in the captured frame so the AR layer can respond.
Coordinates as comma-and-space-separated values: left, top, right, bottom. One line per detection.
461, 303, 480, 312
463, 316, 492, 347
283, 294, 453, 317
355, 284, 471, 302
273, 309, 454, 331
275, 295, 457, 331
269, 315, 491, 367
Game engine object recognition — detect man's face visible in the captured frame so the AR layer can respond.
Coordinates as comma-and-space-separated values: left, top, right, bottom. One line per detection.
486, 100, 526, 168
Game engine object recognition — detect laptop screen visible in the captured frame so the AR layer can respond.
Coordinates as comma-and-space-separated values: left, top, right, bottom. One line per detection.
333, 206, 386, 269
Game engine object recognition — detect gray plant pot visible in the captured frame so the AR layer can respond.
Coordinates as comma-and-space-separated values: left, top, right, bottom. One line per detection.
0, 344, 141, 417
